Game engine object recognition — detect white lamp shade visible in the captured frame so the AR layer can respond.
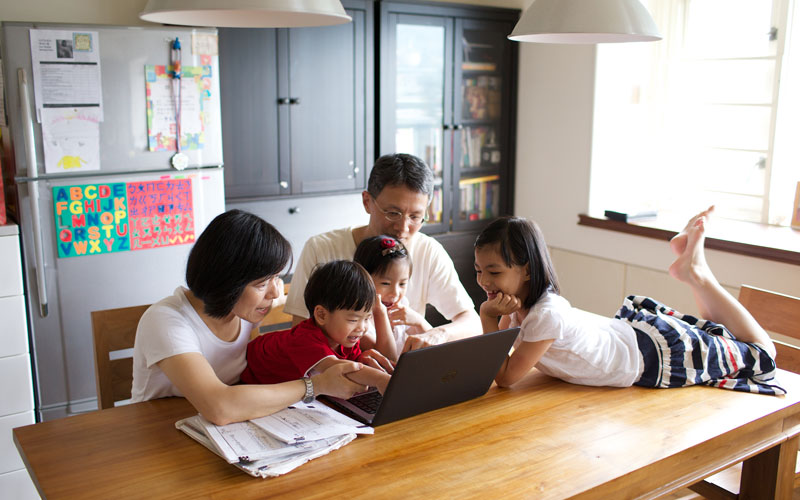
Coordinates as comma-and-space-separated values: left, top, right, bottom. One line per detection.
509, 0, 662, 44
140, 0, 352, 28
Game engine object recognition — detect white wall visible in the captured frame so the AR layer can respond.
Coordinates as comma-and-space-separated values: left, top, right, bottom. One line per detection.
514, 42, 800, 316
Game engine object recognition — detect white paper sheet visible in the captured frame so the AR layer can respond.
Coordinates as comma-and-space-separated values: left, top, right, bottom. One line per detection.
29, 29, 103, 121
41, 107, 101, 173
251, 401, 374, 443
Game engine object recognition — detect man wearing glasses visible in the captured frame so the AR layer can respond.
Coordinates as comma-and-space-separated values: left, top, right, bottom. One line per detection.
284, 153, 481, 366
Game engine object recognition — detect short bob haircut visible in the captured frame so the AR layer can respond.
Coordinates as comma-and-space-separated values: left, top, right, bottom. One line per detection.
352, 235, 412, 278
304, 260, 375, 315
474, 216, 560, 309
186, 209, 292, 318
367, 153, 434, 199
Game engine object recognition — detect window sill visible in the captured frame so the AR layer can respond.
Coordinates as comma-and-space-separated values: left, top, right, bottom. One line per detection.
577, 213, 800, 267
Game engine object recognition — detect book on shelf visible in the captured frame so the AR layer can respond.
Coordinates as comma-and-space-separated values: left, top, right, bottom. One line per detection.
459, 175, 499, 222
461, 126, 490, 168
462, 61, 496, 71
175, 400, 372, 478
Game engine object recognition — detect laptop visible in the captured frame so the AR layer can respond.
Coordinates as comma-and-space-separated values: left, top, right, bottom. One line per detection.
322, 327, 520, 426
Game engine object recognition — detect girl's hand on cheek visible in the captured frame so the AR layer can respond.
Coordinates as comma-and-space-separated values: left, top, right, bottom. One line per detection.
480, 293, 522, 317
372, 293, 388, 318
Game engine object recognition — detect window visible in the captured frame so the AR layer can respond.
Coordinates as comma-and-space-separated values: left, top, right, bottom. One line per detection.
590, 0, 799, 226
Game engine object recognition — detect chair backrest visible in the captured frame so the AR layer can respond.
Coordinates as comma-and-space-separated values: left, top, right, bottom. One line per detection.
738, 285, 800, 372
91, 304, 150, 410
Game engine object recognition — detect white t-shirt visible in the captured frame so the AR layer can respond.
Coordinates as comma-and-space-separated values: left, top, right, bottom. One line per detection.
510, 292, 643, 387
131, 287, 255, 402
284, 227, 474, 321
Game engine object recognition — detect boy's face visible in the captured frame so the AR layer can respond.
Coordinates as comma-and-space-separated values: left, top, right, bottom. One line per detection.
314, 306, 372, 350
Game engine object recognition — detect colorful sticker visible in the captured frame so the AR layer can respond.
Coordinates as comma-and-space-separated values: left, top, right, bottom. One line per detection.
52, 178, 195, 258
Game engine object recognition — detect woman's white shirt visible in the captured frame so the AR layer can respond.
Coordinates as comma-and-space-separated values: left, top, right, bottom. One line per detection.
131, 287, 255, 402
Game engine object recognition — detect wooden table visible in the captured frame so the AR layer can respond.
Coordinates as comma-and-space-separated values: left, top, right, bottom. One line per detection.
15, 369, 800, 499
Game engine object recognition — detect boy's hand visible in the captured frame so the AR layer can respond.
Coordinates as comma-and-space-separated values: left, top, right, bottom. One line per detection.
357, 349, 395, 374
480, 293, 522, 318
313, 361, 367, 399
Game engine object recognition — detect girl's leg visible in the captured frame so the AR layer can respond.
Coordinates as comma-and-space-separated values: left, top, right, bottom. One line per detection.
668, 208, 776, 356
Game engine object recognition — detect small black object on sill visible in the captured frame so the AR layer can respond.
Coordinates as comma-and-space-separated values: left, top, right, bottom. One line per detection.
604, 210, 659, 223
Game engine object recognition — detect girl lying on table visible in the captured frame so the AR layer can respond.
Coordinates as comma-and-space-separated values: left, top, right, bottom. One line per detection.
474, 207, 784, 395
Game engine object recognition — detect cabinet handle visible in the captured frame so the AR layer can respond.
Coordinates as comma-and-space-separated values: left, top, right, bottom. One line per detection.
277, 97, 290, 105
443, 124, 451, 130
280, 181, 289, 189
455, 124, 464, 130
288, 207, 300, 214
289, 97, 301, 105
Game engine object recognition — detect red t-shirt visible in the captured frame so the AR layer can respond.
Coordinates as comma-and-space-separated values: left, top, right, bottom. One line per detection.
240, 318, 362, 385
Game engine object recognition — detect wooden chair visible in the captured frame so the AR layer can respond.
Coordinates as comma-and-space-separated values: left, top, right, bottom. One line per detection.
92, 283, 292, 409
689, 285, 800, 499
91, 304, 151, 410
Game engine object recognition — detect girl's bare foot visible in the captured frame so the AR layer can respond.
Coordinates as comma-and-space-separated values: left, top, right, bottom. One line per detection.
668, 214, 714, 286
669, 206, 715, 256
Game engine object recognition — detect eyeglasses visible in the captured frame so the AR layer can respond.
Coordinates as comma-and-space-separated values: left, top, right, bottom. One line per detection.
371, 196, 428, 227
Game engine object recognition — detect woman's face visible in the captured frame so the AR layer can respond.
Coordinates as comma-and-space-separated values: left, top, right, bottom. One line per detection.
231, 275, 282, 323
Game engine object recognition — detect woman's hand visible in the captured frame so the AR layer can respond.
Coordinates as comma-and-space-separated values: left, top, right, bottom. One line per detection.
312, 361, 368, 399
480, 292, 522, 318
357, 349, 395, 374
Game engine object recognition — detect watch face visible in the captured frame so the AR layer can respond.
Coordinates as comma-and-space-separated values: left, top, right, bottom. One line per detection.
303, 377, 314, 402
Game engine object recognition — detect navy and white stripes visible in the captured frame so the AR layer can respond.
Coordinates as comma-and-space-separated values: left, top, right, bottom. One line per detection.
616, 296, 785, 396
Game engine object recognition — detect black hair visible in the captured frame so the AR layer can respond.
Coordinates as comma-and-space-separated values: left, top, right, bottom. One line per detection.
474, 216, 560, 309
186, 209, 292, 318
367, 153, 434, 199
353, 235, 412, 278
304, 260, 375, 314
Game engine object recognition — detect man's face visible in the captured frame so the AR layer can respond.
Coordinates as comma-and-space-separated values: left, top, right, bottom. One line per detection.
362, 185, 429, 243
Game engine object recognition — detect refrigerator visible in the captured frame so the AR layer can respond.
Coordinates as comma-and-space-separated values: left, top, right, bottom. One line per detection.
1, 22, 226, 421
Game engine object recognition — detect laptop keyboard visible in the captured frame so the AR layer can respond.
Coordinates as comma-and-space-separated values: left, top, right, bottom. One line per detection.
349, 391, 383, 414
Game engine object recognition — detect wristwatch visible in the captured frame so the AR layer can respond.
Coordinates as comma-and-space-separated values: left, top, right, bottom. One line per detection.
302, 376, 315, 404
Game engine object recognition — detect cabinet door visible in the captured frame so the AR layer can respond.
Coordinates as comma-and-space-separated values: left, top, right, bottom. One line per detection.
219, 28, 288, 199
380, 11, 454, 234
452, 18, 516, 232
288, 6, 368, 194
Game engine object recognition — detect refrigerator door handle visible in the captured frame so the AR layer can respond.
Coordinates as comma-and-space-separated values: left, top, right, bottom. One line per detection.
18, 68, 48, 317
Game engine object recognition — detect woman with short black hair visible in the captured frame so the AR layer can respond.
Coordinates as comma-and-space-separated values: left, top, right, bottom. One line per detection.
131, 210, 365, 425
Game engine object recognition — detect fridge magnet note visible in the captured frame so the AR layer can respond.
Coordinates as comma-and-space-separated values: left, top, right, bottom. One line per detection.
145, 64, 212, 152
127, 178, 195, 250
53, 183, 130, 258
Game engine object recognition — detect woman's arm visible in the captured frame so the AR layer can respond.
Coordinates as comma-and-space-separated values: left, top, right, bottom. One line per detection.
158, 352, 365, 425
494, 339, 554, 388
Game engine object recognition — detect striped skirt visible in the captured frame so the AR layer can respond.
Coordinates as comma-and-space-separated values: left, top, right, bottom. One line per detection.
615, 296, 785, 396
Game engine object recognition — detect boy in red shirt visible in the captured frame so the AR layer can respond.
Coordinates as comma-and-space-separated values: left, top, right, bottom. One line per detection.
240, 260, 394, 395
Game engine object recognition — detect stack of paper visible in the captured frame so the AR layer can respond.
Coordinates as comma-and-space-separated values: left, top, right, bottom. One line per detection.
175, 401, 373, 478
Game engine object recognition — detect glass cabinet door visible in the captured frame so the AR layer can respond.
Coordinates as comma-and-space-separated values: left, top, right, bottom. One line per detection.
453, 18, 513, 231
381, 13, 453, 233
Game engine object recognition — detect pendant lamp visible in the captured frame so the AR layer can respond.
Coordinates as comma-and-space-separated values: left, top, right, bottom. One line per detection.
509, 0, 661, 44
140, 0, 352, 28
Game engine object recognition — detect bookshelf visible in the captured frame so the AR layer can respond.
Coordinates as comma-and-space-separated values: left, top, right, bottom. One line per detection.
380, 1, 518, 235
